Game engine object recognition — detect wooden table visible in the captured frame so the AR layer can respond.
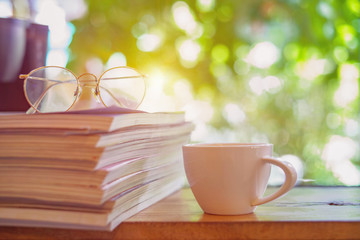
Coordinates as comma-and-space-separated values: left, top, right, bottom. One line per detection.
0, 187, 359, 240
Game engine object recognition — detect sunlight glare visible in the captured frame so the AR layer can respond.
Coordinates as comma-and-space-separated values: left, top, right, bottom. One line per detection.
139, 69, 176, 112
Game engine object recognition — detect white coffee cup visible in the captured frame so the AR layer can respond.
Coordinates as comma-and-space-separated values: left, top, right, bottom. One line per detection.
182, 143, 297, 215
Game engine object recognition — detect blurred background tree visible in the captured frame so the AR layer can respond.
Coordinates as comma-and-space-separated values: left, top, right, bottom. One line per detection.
2, 0, 358, 185
68, 0, 359, 186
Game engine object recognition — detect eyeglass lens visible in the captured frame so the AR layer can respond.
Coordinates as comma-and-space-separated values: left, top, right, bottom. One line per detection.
24, 67, 78, 113
98, 67, 146, 110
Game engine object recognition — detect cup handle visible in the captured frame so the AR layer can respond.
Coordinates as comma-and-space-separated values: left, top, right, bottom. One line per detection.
252, 157, 297, 206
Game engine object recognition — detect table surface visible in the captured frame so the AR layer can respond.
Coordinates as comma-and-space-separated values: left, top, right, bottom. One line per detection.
1, 186, 359, 240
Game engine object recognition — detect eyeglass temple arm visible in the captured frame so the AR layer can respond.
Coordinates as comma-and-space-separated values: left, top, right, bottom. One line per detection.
20, 74, 39, 113
100, 74, 147, 80
26, 81, 71, 114
28, 84, 124, 113
99, 86, 126, 107
21, 75, 75, 84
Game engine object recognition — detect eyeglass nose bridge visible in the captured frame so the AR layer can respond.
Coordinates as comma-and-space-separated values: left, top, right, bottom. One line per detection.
77, 73, 100, 95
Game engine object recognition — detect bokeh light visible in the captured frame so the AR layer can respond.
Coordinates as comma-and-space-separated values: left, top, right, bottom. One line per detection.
322, 135, 360, 185
177, 39, 202, 67
245, 41, 279, 69
137, 33, 162, 52
249, 75, 282, 95
223, 103, 246, 125
0, 1, 12, 17
295, 58, 327, 81
196, 0, 215, 12
334, 63, 359, 107
172, 1, 199, 35
105, 52, 127, 69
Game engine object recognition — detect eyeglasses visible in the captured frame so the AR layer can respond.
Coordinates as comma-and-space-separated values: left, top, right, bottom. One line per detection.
19, 66, 146, 113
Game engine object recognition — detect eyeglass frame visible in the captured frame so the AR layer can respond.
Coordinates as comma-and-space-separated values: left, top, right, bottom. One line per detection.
19, 65, 147, 113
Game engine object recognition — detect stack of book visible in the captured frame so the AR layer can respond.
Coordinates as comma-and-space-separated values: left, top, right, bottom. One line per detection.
0, 107, 193, 231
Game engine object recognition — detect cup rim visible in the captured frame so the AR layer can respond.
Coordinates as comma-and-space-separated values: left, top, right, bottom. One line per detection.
183, 143, 273, 148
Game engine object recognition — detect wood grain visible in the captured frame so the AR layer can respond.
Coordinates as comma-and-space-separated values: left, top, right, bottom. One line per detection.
1, 187, 359, 240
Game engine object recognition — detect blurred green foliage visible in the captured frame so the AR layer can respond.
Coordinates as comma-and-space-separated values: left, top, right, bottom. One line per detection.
68, 0, 360, 185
